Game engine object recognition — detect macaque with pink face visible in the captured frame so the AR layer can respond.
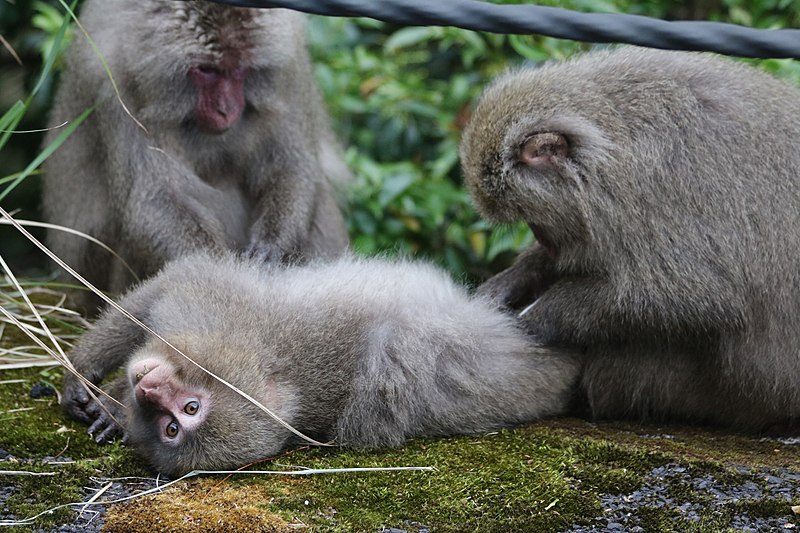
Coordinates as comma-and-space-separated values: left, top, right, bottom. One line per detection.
61, 254, 579, 477
43, 0, 350, 312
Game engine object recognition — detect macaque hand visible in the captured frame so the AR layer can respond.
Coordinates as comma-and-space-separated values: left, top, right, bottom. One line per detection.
86, 397, 128, 444
62, 373, 127, 443
244, 241, 285, 264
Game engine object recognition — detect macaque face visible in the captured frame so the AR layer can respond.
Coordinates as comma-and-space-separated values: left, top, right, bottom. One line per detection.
128, 356, 209, 446
187, 65, 249, 133
123, 344, 293, 477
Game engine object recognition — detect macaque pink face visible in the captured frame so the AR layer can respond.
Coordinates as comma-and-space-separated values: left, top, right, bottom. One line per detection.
187, 65, 248, 133
128, 357, 209, 445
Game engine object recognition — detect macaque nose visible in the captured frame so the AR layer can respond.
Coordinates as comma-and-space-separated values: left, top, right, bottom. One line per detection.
136, 383, 168, 407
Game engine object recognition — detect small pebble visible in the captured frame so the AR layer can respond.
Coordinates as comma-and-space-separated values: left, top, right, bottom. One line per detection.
29, 383, 56, 399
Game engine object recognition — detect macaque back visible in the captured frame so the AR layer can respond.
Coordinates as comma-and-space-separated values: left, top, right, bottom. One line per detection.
61, 254, 579, 476
42, 0, 350, 311
461, 47, 800, 430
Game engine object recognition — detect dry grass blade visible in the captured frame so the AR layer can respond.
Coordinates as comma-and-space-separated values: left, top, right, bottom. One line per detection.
0, 34, 22, 66
0, 470, 57, 477
0, 270, 88, 370
0, 287, 122, 409
0, 122, 69, 134
0, 218, 140, 283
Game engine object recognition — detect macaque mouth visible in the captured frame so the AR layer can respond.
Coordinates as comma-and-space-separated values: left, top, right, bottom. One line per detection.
196, 64, 222, 76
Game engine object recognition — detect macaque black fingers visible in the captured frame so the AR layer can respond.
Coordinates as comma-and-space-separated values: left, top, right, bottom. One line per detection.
88, 411, 126, 444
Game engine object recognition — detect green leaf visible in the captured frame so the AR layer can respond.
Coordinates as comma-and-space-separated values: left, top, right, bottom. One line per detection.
0, 105, 94, 203
508, 35, 550, 62
0, 102, 26, 153
378, 172, 415, 208
32, 0, 77, 96
384, 27, 438, 52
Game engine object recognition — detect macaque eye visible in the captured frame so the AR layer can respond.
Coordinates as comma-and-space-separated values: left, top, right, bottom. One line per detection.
188, 65, 222, 85
184, 400, 200, 415
165, 420, 179, 438
197, 65, 221, 75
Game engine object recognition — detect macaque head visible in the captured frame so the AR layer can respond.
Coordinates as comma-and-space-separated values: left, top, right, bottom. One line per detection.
177, 2, 256, 134
124, 340, 292, 477
460, 67, 617, 258
107, 1, 307, 134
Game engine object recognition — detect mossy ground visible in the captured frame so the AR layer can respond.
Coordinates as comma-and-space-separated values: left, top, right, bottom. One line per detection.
1, 367, 798, 532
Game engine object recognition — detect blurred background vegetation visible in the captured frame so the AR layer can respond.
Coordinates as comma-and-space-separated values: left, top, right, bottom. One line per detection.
1, 0, 798, 284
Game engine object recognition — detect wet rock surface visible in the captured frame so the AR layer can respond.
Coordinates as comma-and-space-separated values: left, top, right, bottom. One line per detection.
37, 477, 157, 533
565, 463, 800, 532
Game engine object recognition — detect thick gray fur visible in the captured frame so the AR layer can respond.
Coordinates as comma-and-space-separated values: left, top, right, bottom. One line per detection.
61, 253, 579, 476
460, 47, 800, 431
42, 0, 349, 311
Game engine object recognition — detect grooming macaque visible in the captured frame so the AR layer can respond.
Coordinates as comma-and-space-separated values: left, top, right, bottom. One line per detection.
61, 254, 579, 476
43, 0, 349, 311
461, 47, 800, 431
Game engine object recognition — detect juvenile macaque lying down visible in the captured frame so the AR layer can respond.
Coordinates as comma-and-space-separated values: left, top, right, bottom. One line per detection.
61, 253, 579, 476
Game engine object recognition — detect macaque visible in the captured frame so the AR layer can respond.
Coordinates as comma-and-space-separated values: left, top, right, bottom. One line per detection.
460, 47, 800, 431
42, 0, 349, 311
61, 253, 579, 477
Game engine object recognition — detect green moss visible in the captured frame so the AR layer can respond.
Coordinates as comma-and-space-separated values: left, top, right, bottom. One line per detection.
2, 366, 799, 531
0, 369, 114, 458
240, 434, 602, 532
0, 367, 148, 529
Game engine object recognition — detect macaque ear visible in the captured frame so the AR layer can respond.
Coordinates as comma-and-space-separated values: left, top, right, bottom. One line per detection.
518, 132, 569, 166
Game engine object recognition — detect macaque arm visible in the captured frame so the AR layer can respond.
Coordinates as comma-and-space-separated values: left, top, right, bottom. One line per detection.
242, 124, 329, 261
119, 152, 231, 258
245, 169, 319, 261
62, 277, 164, 423
477, 244, 558, 309
102, 115, 233, 261
524, 275, 746, 346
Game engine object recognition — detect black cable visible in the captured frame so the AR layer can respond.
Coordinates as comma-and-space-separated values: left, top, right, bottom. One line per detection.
205, 0, 800, 59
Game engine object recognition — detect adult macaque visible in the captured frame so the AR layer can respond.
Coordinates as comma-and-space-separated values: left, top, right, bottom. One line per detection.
61, 253, 579, 477
42, 0, 349, 311
461, 47, 800, 431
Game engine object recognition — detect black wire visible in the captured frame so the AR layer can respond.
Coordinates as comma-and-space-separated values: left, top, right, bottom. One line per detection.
205, 0, 800, 59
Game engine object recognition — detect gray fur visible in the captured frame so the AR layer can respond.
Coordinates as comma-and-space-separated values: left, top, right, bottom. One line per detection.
61, 253, 579, 476
42, 0, 349, 311
461, 47, 800, 431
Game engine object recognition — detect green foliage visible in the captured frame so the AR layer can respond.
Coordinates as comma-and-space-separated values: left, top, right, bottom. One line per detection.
305, 0, 800, 282
0, 0, 77, 270
308, 17, 585, 281
30, 1, 75, 66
